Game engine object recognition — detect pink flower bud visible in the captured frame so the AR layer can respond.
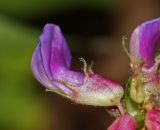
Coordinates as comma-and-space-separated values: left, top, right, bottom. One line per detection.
145, 109, 160, 130
108, 115, 136, 130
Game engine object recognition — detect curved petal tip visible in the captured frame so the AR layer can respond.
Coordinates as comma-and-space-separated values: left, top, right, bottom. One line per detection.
130, 18, 160, 68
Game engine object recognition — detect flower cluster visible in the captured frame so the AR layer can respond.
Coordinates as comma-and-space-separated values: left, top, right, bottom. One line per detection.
31, 18, 160, 130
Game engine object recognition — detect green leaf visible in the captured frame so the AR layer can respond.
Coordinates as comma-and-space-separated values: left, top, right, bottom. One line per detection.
0, 16, 51, 130
125, 77, 139, 117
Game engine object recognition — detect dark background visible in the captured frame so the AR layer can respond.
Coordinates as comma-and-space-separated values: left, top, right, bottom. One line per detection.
0, 0, 160, 130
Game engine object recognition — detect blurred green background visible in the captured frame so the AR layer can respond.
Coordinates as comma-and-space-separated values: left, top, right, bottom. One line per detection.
0, 0, 160, 130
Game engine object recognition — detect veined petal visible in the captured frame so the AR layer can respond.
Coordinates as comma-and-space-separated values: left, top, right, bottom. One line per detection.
31, 45, 54, 88
145, 109, 160, 130
39, 24, 71, 78
108, 115, 136, 130
130, 18, 160, 68
31, 24, 83, 94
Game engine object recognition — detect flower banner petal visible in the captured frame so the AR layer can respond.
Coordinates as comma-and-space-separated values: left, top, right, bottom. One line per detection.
130, 18, 160, 68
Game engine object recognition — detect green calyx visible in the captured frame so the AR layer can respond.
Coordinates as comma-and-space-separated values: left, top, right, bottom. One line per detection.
125, 77, 146, 129
130, 75, 145, 103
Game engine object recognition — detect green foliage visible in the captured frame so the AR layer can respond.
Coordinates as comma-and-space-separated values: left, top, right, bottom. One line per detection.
0, 16, 51, 130
0, 0, 119, 18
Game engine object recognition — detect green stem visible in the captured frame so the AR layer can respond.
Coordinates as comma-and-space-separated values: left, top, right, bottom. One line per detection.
117, 102, 125, 115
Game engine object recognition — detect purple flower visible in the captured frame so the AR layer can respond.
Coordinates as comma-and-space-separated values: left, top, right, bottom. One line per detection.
145, 109, 160, 130
130, 18, 160, 68
108, 115, 137, 130
129, 18, 160, 103
31, 24, 124, 106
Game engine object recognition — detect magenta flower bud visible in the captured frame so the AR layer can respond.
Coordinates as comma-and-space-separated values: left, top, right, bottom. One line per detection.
145, 109, 160, 130
108, 115, 136, 130
130, 18, 160, 68
31, 24, 124, 106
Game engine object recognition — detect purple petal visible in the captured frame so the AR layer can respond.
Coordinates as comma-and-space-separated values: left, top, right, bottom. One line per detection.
39, 24, 71, 78
108, 115, 136, 130
130, 18, 160, 68
145, 109, 160, 130
31, 45, 54, 88
31, 24, 84, 94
